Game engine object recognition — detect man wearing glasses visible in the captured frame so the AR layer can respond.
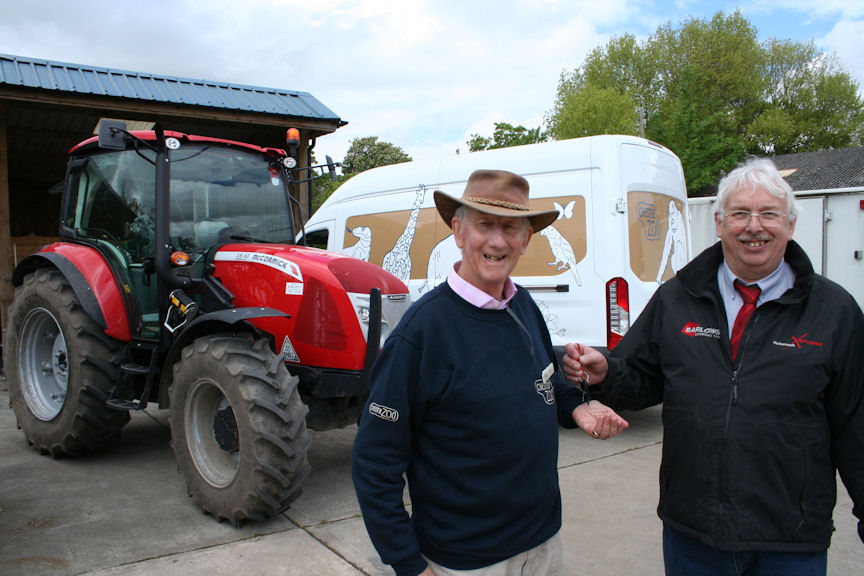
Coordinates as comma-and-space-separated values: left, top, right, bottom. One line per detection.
563, 157, 864, 575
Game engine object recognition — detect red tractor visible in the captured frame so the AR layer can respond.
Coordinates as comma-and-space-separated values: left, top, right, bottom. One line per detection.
5, 121, 410, 525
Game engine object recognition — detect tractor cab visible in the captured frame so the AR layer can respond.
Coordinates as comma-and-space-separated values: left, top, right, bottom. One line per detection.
60, 125, 305, 338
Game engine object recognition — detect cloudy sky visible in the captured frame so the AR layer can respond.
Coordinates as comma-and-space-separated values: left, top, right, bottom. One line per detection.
1, 0, 862, 165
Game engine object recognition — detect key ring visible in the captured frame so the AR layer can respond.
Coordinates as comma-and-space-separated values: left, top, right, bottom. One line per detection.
577, 372, 590, 402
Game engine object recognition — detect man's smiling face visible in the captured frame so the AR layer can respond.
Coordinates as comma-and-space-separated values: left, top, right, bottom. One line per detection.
715, 185, 796, 283
452, 204, 532, 300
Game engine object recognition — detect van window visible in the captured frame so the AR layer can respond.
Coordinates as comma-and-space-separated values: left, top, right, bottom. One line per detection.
303, 228, 329, 250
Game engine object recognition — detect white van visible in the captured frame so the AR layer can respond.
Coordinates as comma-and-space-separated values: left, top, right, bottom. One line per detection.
300, 135, 691, 352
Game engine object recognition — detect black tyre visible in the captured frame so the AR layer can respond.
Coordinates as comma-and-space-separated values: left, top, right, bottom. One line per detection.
169, 335, 312, 525
6, 267, 130, 456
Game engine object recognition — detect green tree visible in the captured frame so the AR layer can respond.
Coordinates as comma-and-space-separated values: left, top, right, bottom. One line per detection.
547, 10, 864, 195
580, 34, 657, 125
651, 67, 745, 195
547, 35, 652, 138
341, 136, 411, 176
651, 12, 766, 125
547, 81, 641, 140
467, 122, 547, 152
749, 40, 864, 154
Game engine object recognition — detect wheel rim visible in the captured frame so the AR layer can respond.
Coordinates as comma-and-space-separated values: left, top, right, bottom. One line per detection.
185, 379, 240, 488
18, 307, 69, 421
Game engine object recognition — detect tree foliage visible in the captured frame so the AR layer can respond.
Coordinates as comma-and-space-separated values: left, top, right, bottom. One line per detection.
341, 136, 412, 175
650, 67, 746, 194
547, 81, 641, 140
547, 10, 864, 195
467, 122, 547, 152
751, 40, 864, 154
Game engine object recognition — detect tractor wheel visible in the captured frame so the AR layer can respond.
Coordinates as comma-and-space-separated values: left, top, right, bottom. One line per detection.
6, 267, 130, 456
169, 335, 312, 526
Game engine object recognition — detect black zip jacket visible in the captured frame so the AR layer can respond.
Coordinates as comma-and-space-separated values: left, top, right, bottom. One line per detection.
600, 240, 864, 551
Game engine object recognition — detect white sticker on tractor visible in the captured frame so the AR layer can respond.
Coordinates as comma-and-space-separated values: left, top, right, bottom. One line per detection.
280, 336, 300, 363
285, 282, 304, 296
215, 251, 303, 283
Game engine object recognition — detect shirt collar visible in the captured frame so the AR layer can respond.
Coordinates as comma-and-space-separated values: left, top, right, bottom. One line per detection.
719, 259, 794, 305
446, 261, 517, 310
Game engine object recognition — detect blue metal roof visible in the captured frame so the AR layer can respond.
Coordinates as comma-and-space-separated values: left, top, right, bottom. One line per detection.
0, 54, 340, 122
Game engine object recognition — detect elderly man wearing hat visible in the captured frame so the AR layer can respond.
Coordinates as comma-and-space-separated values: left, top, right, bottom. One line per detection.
352, 170, 629, 576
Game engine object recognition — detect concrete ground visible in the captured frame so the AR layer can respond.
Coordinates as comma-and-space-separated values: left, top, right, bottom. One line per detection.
1, 382, 861, 576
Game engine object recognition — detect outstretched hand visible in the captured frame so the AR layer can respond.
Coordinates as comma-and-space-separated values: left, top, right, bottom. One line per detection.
572, 400, 629, 440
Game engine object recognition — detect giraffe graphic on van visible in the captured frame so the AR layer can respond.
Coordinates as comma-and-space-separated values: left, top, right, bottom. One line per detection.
382, 185, 426, 283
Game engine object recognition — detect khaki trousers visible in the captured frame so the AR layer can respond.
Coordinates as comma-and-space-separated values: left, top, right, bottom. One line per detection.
425, 532, 563, 576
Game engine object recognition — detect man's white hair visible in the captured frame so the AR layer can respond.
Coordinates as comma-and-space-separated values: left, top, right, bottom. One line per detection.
714, 157, 798, 222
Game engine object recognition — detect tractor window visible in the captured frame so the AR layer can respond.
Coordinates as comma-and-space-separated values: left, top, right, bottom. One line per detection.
64, 143, 296, 262
168, 145, 294, 252
66, 150, 157, 264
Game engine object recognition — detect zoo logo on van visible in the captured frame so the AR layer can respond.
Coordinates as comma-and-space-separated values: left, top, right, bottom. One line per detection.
681, 322, 721, 339
369, 403, 399, 422
214, 251, 303, 283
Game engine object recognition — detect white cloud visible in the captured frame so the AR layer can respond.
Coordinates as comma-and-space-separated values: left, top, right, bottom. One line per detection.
821, 19, 864, 88
0, 0, 860, 166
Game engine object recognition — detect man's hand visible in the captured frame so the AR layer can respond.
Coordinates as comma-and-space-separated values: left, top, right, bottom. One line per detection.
572, 400, 629, 440
563, 343, 609, 386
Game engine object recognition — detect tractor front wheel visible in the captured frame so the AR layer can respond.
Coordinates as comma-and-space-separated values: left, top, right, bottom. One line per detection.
169, 335, 312, 525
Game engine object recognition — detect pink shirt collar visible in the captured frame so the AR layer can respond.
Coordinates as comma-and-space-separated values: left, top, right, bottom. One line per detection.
446, 261, 517, 310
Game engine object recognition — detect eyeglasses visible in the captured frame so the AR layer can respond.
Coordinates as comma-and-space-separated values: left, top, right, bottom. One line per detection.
722, 210, 788, 226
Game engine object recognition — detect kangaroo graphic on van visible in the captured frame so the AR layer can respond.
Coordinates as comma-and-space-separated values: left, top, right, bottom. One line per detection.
421, 234, 460, 294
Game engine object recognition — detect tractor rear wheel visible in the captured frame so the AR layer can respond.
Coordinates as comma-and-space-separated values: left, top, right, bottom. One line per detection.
169, 335, 312, 525
6, 267, 130, 456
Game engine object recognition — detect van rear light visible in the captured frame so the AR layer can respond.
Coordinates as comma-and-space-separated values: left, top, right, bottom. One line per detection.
606, 277, 630, 349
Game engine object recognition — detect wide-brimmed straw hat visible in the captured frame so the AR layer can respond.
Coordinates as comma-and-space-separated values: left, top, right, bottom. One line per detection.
433, 170, 558, 232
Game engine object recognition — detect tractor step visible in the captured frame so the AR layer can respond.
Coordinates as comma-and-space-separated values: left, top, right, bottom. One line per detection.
120, 363, 150, 375
106, 397, 147, 410
107, 343, 160, 412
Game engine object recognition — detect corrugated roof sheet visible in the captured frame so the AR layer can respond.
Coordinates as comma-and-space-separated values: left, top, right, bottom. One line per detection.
772, 147, 864, 191
0, 53, 340, 121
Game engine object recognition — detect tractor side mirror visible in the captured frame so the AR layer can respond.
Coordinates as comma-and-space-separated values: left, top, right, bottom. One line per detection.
98, 120, 128, 150
326, 155, 340, 181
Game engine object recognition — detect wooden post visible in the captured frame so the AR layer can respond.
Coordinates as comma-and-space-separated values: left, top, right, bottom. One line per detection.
0, 101, 13, 346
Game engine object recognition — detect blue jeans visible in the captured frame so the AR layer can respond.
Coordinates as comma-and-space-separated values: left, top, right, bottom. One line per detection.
663, 525, 827, 576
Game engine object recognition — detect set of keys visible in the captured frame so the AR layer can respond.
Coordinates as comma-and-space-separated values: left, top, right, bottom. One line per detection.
571, 342, 591, 402
576, 372, 590, 403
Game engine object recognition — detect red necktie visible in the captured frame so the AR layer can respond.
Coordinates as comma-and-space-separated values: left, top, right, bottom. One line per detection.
730, 281, 761, 360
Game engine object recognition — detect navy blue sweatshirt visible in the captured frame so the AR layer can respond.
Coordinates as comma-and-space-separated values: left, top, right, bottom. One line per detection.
351, 282, 584, 576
